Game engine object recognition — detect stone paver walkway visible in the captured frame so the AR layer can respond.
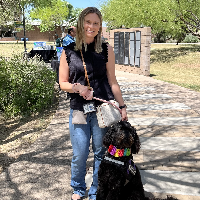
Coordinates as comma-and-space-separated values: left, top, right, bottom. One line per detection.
118, 71, 200, 199
0, 70, 200, 200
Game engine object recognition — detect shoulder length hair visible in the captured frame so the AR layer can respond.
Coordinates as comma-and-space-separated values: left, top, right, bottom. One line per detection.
75, 7, 102, 53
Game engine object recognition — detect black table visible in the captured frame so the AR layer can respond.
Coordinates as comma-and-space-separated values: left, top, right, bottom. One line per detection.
51, 60, 60, 83
29, 50, 56, 63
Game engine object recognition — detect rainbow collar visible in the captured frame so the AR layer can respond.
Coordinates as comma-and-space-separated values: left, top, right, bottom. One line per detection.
108, 144, 131, 157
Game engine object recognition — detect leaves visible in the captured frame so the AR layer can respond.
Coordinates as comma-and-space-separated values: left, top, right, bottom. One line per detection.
0, 55, 56, 118
0, 0, 48, 25
29, 0, 69, 32
100, 0, 200, 39
0, 0, 77, 31
29, 0, 82, 32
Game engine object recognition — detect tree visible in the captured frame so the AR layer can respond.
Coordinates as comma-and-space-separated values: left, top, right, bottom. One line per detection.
29, 0, 82, 39
30, 0, 69, 33
0, 0, 50, 25
100, 0, 200, 41
173, 0, 200, 39
65, 7, 82, 29
0, 0, 54, 51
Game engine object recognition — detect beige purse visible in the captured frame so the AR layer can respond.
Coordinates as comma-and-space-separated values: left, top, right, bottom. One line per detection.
93, 98, 122, 128
80, 50, 122, 128
72, 110, 87, 124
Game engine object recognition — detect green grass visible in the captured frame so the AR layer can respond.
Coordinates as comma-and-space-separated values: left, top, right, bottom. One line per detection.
150, 43, 200, 92
0, 41, 54, 57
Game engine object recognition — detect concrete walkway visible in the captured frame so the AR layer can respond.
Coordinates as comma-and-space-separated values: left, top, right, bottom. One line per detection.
1, 70, 200, 200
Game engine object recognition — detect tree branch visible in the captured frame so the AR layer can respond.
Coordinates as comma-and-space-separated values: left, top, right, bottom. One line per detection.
186, 16, 199, 27
187, 25, 200, 38
186, 10, 200, 24
181, 17, 200, 30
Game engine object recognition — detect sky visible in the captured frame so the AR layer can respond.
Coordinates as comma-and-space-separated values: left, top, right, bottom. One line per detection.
67, 0, 103, 9
67, 0, 107, 26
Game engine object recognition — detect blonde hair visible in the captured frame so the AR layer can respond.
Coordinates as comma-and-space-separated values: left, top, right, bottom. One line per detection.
75, 7, 102, 53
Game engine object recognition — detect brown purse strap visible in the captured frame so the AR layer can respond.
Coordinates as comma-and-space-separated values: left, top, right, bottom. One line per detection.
80, 50, 91, 88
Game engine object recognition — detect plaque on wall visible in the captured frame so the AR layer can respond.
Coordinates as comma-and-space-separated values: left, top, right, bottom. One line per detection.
135, 31, 141, 68
119, 32, 124, 65
124, 32, 129, 65
129, 32, 135, 66
114, 32, 120, 64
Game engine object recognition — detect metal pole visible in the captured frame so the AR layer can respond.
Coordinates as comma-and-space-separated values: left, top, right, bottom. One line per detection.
23, 10, 26, 52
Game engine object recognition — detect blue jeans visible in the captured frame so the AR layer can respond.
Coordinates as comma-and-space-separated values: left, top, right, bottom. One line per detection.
69, 109, 107, 200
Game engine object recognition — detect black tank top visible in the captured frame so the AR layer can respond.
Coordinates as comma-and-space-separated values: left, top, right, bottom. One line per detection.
63, 41, 114, 111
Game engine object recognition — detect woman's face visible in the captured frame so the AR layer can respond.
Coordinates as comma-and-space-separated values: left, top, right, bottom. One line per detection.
84, 13, 101, 40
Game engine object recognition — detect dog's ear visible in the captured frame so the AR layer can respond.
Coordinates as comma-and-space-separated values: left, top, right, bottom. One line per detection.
131, 128, 141, 154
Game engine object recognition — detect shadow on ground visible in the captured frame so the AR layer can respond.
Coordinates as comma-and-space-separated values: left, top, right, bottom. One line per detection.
150, 45, 200, 64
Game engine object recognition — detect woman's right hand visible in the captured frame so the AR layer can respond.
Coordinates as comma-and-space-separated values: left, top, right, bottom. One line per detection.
75, 84, 93, 100
121, 108, 128, 121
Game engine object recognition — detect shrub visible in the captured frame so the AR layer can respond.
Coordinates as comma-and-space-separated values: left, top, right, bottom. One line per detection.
0, 54, 57, 118
183, 34, 199, 43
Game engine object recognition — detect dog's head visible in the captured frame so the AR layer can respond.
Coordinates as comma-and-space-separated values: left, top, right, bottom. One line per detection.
103, 121, 140, 154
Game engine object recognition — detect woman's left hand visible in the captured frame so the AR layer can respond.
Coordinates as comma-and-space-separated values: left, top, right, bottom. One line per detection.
121, 108, 128, 121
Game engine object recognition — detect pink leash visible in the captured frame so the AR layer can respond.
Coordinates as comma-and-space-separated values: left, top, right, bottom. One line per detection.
93, 97, 122, 113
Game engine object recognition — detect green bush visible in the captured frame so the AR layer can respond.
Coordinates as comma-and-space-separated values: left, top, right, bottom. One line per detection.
0, 54, 57, 118
183, 34, 199, 43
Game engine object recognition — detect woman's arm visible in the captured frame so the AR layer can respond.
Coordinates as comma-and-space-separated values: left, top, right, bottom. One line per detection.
59, 50, 93, 100
106, 44, 128, 121
59, 50, 74, 93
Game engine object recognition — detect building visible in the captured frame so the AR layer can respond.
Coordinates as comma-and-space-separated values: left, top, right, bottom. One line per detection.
0, 21, 110, 42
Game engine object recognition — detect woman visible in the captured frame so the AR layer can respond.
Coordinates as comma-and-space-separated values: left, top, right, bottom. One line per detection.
59, 7, 128, 200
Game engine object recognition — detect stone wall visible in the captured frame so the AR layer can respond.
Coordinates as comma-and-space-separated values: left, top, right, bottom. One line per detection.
0, 37, 16, 41
110, 27, 151, 76
16, 26, 63, 42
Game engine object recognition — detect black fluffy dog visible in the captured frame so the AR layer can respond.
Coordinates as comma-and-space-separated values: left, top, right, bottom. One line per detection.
96, 121, 146, 200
